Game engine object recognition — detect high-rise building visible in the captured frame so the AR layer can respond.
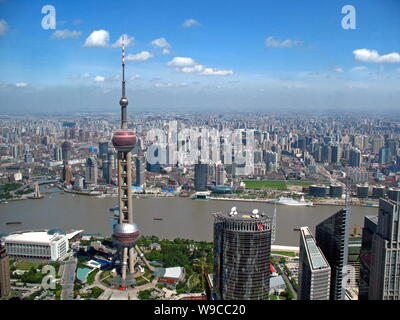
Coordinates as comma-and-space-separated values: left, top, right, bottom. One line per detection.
331, 144, 341, 163
111, 36, 141, 290
62, 164, 73, 183
194, 163, 208, 191
379, 147, 391, 165
298, 226, 331, 300
315, 208, 350, 300
0, 245, 11, 298
99, 141, 109, 161
135, 156, 145, 187
372, 136, 385, 154
386, 139, 398, 161
359, 215, 378, 300
213, 208, 272, 300
85, 156, 98, 185
53, 146, 62, 161
369, 198, 400, 300
349, 148, 361, 167
24, 151, 33, 163
215, 162, 226, 185
61, 141, 72, 161
264, 151, 278, 172
102, 159, 112, 184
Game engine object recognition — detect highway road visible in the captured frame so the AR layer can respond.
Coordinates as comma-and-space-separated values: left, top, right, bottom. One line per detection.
61, 253, 77, 300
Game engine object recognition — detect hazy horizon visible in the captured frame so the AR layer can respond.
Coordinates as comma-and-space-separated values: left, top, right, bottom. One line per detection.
0, 0, 399, 114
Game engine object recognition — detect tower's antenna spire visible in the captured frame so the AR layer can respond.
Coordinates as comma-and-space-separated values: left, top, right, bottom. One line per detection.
122, 35, 125, 97
120, 35, 128, 129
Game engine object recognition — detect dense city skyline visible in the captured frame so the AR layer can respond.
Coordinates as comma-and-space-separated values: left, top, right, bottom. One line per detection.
1, 0, 400, 113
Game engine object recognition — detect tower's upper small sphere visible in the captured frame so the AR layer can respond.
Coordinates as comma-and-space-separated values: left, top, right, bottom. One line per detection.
112, 129, 136, 152
120, 97, 128, 107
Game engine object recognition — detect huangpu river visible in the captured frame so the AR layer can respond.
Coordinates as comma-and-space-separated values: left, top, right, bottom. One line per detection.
0, 187, 376, 246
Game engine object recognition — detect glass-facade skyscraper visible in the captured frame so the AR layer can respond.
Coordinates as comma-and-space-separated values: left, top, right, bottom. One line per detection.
195, 163, 208, 191
213, 209, 272, 300
315, 208, 350, 300
359, 215, 378, 300
369, 198, 400, 300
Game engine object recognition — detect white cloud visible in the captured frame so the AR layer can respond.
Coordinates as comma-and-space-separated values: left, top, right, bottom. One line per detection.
84, 30, 110, 47
167, 57, 197, 67
126, 51, 153, 61
94, 76, 105, 82
153, 81, 174, 88
199, 67, 233, 76
180, 64, 205, 73
15, 82, 28, 88
265, 36, 302, 48
353, 48, 400, 63
112, 34, 135, 47
130, 74, 140, 80
71, 72, 91, 79
334, 67, 344, 73
350, 66, 368, 72
167, 57, 233, 76
151, 37, 171, 48
151, 38, 171, 54
0, 19, 8, 36
51, 29, 82, 39
182, 19, 201, 28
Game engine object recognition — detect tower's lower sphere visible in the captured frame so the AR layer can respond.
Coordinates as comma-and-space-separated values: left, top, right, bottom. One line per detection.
113, 223, 140, 247
112, 129, 137, 152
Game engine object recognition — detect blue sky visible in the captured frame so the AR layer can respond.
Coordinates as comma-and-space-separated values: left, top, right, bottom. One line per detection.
0, 0, 400, 113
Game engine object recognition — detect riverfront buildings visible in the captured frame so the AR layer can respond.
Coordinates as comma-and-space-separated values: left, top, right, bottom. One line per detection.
213, 208, 272, 300
298, 226, 331, 300
194, 163, 208, 191
0, 245, 10, 298
85, 156, 98, 185
4, 229, 69, 261
369, 198, 400, 300
315, 208, 350, 300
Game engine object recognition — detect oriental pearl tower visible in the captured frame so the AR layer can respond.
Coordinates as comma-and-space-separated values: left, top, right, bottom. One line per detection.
112, 36, 140, 289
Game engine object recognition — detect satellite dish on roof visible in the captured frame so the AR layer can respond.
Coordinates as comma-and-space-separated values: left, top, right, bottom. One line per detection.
252, 209, 259, 215
231, 206, 237, 212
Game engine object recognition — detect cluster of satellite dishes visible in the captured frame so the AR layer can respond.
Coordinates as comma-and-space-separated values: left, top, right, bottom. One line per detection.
251, 209, 260, 219
228, 207, 265, 219
229, 206, 238, 216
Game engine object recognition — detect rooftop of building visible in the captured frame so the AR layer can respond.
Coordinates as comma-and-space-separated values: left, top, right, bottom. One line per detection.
300, 226, 330, 270
3, 229, 82, 245
155, 266, 184, 279
214, 208, 272, 222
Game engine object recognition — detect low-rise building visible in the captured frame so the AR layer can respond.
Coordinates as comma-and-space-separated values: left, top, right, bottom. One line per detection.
4, 229, 69, 261
155, 266, 185, 288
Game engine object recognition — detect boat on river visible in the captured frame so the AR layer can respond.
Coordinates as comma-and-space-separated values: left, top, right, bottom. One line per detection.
267, 196, 313, 207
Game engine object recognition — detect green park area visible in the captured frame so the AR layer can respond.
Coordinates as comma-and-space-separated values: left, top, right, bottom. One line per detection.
11, 261, 60, 284
137, 236, 213, 294
271, 251, 298, 258
243, 180, 319, 190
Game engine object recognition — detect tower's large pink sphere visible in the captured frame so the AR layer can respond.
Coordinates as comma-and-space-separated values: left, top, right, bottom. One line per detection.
112, 129, 137, 152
